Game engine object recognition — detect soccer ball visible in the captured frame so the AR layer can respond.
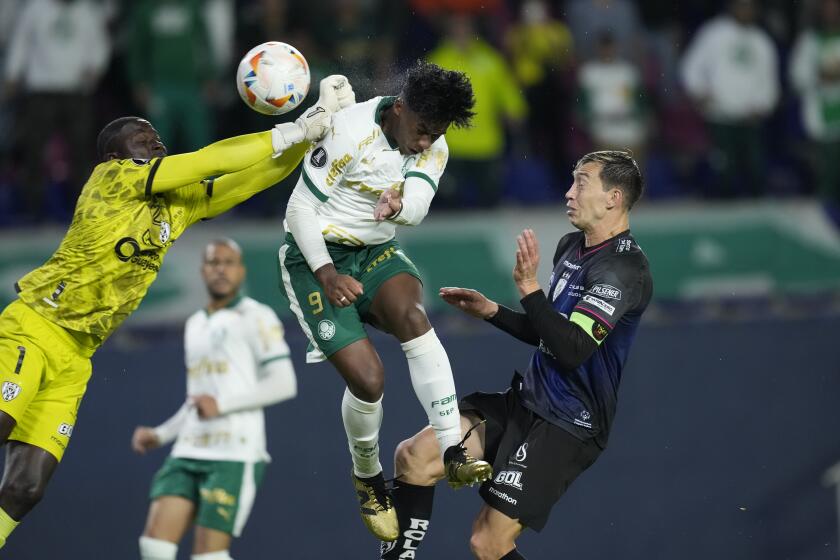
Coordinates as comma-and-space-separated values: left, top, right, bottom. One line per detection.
236, 41, 310, 115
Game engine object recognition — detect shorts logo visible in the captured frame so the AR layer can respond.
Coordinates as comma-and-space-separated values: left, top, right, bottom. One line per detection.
582, 295, 615, 316
574, 410, 593, 429
310, 147, 328, 168
488, 486, 518, 505
494, 470, 524, 490
57, 423, 74, 437
514, 442, 528, 462
592, 321, 608, 341
590, 284, 621, 300
317, 319, 336, 340
1, 382, 21, 402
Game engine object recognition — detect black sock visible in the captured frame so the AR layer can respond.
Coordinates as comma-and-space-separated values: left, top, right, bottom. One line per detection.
379, 482, 435, 559
501, 548, 527, 559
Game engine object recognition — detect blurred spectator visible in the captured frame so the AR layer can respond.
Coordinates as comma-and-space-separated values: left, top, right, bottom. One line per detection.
3, 0, 110, 221
681, 0, 779, 198
311, 0, 393, 100
790, 0, 840, 220
577, 32, 648, 158
127, 0, 215, 153
427, 14, 527, 208
565, 0, 643, 63
505, 0, 574, 171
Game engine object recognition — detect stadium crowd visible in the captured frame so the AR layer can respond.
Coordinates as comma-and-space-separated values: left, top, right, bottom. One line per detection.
0, 0, 837, 224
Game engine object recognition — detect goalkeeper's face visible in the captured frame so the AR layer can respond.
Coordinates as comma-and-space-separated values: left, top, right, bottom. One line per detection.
119, 120, 168, 160
391, 99, 448, 155
201, 242, 245, 301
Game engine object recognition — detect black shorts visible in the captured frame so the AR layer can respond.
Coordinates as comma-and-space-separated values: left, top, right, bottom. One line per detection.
460, 374, 601, 531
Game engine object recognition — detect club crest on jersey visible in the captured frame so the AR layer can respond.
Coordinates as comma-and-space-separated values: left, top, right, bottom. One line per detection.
317, 319, 336, 340
159, 220, 171, 244
2, 381, 21, 402
552, 278, 567, 301
310, 147, 328, 168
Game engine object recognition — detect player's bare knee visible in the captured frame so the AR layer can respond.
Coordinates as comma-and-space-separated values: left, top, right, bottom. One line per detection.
347, 368, 384, 402
401, 305, 431, 339
1, 477, 47, 509
468, 527, 511, 560
395, 432, 443, 484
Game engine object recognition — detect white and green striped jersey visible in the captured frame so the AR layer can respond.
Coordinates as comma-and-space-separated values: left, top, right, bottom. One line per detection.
285, 96, 448, 246
170, 296, 291, 463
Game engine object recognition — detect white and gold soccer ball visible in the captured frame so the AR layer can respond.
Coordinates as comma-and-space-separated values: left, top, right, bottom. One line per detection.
236, 41, 311, 115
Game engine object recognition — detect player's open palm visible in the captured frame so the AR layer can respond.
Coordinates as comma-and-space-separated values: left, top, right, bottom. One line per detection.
439, 287, 498, 319
131, 426, 161, 455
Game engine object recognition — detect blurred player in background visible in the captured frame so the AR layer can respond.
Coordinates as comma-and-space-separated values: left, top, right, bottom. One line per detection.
380, 151, 653, 560
132, 239, 297, 560
279, 61, 490, 542
0, 75, 354, 549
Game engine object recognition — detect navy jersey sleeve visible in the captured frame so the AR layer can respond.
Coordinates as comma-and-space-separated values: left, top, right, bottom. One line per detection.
570, 252, 652, 344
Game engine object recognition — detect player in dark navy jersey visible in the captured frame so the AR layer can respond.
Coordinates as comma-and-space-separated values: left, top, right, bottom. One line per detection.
379, 151, 653, 560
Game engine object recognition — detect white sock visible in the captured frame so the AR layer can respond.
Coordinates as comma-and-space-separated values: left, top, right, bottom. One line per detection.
401, 328, 462, 456
139, 536, 177, 560
341, 387, 384, 478
192, 551, 233, 560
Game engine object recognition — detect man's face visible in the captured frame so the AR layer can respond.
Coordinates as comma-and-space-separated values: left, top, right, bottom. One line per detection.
201, 243, 245, 300
565, 161, 618, 230
392, 100, 448, 155
115, 120, 167, 160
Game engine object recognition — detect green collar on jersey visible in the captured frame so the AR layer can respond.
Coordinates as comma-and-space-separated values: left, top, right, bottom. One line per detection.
204, 293, 243, 315
375, 96, 399, 150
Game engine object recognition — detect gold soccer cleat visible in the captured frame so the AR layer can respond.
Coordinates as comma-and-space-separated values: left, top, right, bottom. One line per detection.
352, 472, 399, 541
443, 420, 493, 489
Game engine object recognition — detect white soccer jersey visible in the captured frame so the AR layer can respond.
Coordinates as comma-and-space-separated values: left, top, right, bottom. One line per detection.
170, 296, 290, 463
285, 96, 449, 246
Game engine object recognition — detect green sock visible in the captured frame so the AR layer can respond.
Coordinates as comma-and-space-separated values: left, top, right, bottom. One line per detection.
0, 507, 20, 549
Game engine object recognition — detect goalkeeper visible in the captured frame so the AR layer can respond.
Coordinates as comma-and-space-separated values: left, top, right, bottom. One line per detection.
0, 75, 355, 550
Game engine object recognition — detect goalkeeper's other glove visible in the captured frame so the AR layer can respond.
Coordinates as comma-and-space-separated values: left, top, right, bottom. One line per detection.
271, 75, 356, 155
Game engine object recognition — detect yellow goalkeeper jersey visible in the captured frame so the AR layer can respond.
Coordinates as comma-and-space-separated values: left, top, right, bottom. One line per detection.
15, 157, 206, 342
13, 132, 307, 348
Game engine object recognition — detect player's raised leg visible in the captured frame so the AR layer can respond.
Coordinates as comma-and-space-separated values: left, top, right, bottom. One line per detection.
328, 340, 398, 541
193, 526, 233, 560
381, 413, 486, 560
368, 273, 491, 488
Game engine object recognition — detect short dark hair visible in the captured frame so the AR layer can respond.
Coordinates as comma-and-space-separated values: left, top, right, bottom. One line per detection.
96, 116, 143, 161
401, 60, 475, 129
575, 150, 644, 209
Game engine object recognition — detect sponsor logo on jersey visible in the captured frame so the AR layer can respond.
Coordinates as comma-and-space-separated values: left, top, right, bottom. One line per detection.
2, 381, 21, 402
132, 158, 150, 165
617, 238, 633, 253
582, 295, 615, 316
515, 442, 528, 462
325, 154, 353, 186
563, 260, 582, 270
310, 146, 328, 168
317, 319, 336, 340
495, 470, 524, 490
590, 284, 622, 300
592, 321, 608, 341
573, 410, 593, 429
57, 422, 74, 437
488, 486, 518, 505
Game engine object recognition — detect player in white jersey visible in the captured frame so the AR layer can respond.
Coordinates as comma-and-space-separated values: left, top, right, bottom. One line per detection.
132, 239, 297, 560
278, 61, 491, 542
